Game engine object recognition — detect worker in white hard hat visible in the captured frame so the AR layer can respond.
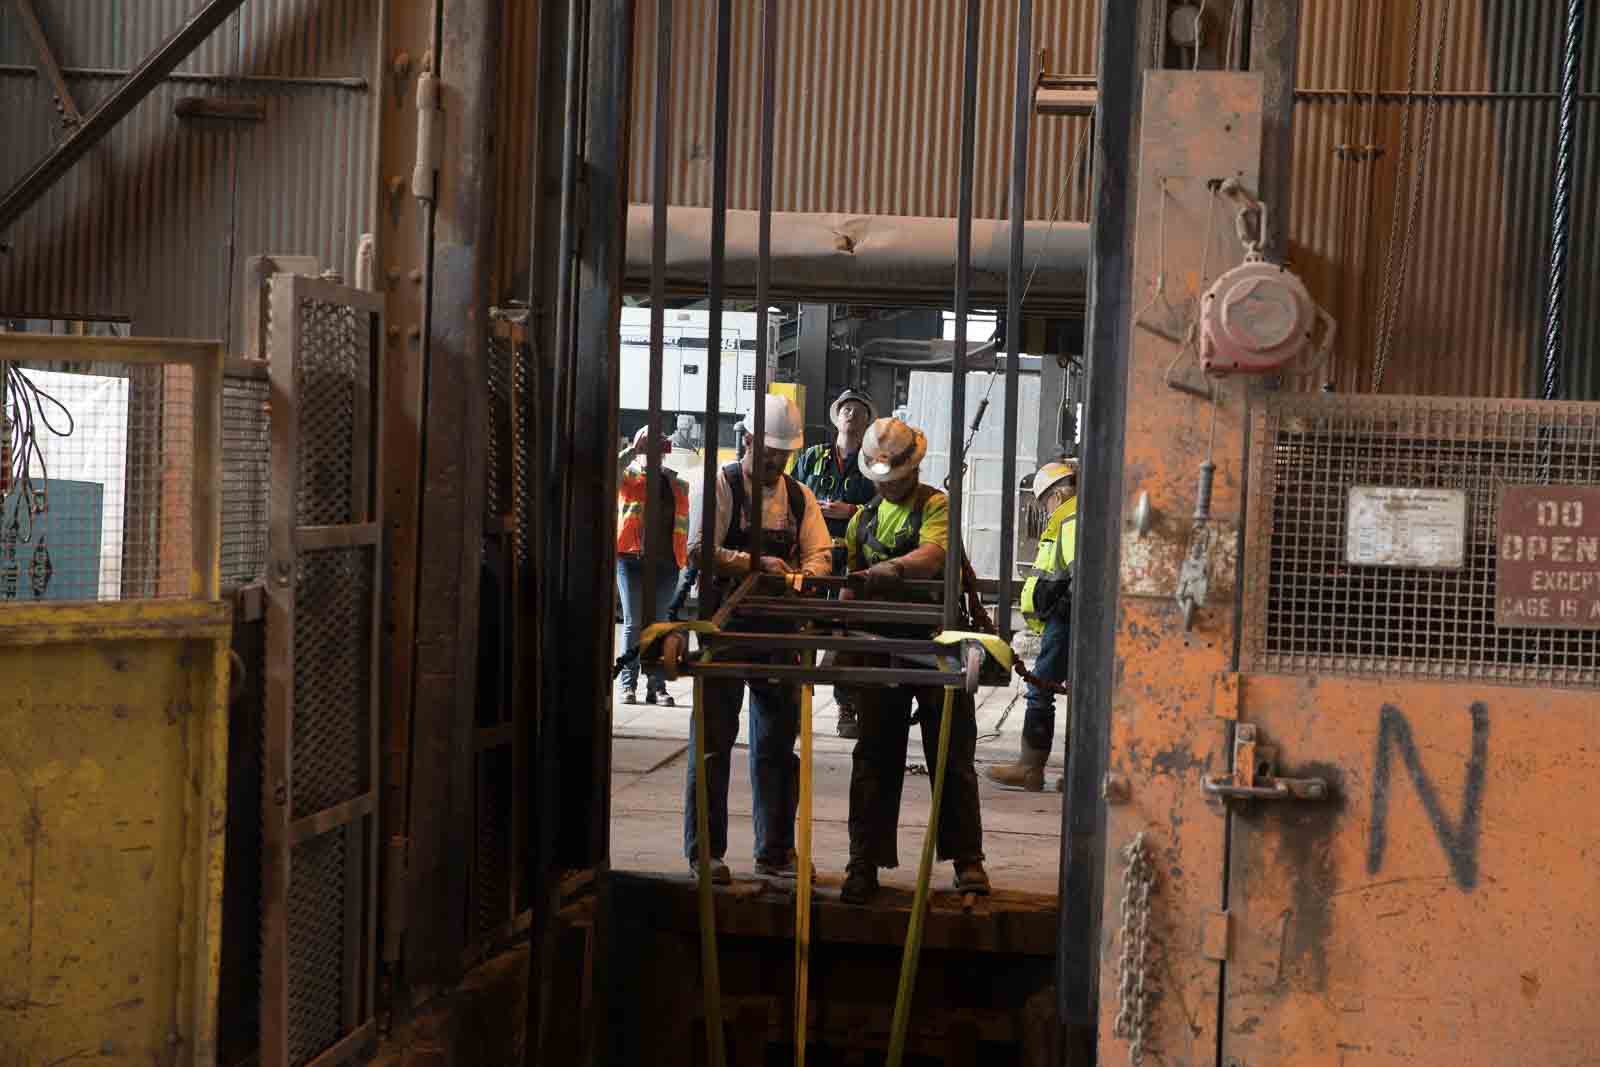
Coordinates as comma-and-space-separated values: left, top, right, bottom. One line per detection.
836, 416, 989, 905
793, 388, 879, 739
683, 392, 832, 884
988, 459, 1078, 792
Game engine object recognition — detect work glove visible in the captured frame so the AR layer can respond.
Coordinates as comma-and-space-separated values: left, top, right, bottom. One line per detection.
856, 559, 904, 597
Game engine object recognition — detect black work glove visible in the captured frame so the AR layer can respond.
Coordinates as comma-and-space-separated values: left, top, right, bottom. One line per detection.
856, 560, 904, 597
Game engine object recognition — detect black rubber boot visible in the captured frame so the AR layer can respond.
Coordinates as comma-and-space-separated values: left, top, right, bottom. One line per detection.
840, 862, 879, 905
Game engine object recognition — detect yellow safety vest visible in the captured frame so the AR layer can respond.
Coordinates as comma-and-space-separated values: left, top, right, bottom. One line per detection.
1020, 496, 1077, 634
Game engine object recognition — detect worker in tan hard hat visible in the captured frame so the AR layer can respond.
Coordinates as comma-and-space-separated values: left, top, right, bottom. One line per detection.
793, 388, 879, 739
684, 393, 833, 884
988, 459, 1078, 791
837, 416, 989, 905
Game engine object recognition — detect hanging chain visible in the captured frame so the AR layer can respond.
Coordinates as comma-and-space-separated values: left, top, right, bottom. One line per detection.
1372, 0, 1453, 392
1113, 831, 1155, 1065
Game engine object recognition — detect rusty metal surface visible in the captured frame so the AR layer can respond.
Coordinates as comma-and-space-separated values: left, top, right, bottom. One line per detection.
1222, 671, 1600, 1066
262, 274, 383, 1067
1094, 70, 1263, 1067
1495, 484, 1600, 628
1242, 392, 1600, 685
0, 0, 378, 340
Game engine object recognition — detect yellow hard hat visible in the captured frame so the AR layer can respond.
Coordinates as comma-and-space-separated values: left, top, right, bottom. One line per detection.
1033, 459, 1079, 501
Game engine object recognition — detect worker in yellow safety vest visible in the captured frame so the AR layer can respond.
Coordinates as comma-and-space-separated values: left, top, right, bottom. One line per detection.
615, 426, 690, 706
837, 416, 989, 905
987, 459, 1077, 791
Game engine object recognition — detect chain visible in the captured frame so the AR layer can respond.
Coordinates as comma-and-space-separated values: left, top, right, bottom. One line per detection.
1372, 0, 1453, 392
1113, 831, 1155, 1065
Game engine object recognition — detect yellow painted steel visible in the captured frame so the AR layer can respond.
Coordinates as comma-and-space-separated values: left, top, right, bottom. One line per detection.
886, 684, 957, 1067
0, 600, 231, 1066
794, 672, 814, 1067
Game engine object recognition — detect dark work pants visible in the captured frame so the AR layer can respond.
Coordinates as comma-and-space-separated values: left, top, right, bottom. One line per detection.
848, 680, 984, 869
682, 671, 800, 866
1023, 609, 1071, 754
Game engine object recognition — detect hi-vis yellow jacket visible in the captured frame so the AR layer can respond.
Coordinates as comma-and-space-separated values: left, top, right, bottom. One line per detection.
1020, 495, 1077, 633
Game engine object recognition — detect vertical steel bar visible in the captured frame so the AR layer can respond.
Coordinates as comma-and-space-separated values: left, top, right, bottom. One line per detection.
750, 0, 778, 570
997, 0, 1033, 638
944, 0, 982, 631
1059, 0, 1148, 1049
697, 0, 733, 619
1544, 0, 1584, 400
643, 0, 673, 625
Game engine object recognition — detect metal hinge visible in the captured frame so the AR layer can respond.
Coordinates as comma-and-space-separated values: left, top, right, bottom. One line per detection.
412, 71, 443, 203
1203, 723, 1330, 802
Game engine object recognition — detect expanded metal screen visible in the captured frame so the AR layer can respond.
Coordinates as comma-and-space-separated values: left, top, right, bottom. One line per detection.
262, 273, 383, 1067
223, 371, 271, 587
1, 359, 196, 600
1244, 394, 1600, 686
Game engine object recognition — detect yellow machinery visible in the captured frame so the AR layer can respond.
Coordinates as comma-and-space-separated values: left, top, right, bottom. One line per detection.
0, 335, 229, 1065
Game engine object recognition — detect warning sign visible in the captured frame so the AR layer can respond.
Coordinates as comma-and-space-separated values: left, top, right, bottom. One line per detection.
1497, 485, 1600, 628
1346, 487, 1468, 569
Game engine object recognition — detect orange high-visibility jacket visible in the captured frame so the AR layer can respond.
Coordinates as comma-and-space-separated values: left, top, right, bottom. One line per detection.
616, 467, 689, 568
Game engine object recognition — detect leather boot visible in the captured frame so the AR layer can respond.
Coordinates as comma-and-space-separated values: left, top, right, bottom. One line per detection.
985, 743, 1048, 791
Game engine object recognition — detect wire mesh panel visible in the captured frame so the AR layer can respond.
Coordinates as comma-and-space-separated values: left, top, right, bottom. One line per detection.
1243, 393, 1600, 686
0, 358, 200, 600
223, 369, 271, 587
262, 274, 384, 1067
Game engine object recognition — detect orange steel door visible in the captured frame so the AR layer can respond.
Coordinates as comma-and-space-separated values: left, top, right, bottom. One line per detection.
1220, 393, 1600, 1065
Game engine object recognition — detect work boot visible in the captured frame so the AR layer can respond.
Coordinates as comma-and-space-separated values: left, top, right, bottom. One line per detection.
836, 706, 859, 739
754, 850, 816, 881
953, 860, 991, 895
618, 688, 639, 706
840, 861, 879, 905
1056, 774, 1065, 793
985, 743, 1048, 791
689, 858, 732, 886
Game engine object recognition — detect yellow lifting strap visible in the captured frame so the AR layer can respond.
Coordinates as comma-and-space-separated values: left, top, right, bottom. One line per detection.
642, 620, 729, 1067
795, 659, 815, 1067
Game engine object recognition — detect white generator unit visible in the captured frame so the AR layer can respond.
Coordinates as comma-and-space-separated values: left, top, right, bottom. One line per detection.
617, 307, 773, 423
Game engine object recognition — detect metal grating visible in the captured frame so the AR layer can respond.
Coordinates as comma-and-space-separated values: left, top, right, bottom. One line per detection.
487, 331, 513, 520
291, 547, 374, 818
473, 744, 514, 939
285, 831, 347, 1067
1245, 394, 1600, 685
295, 298, 363, 528
2, 360, 195, 601
223, 374, 272, 587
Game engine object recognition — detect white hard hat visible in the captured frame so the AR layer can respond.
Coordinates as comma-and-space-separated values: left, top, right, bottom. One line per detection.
757, 393, 805, 450
1033, 459, 1079, 501
858, 417, 927, 483
829, 388, 877, 423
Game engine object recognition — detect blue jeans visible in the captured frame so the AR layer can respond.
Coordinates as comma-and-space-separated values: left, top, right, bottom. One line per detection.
1023, 611, 1071, 754
617, 556, 679, 695
683, 667, 800, 865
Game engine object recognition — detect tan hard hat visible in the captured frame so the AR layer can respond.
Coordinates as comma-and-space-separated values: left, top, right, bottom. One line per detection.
858, 417, 927, 483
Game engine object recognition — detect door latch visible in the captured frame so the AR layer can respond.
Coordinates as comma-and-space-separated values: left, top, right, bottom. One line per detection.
1202, 723, 1329, 801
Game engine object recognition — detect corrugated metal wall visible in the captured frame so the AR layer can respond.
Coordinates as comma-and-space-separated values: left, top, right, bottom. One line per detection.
624, 0, 1098, 219
0, 0, 378, 342
1288, 0, 1599, 399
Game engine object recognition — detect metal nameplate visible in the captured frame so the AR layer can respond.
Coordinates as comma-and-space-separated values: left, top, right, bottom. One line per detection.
1345, 486, 1467, 569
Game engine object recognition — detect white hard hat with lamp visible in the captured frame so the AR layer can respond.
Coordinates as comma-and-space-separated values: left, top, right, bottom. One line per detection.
858, 417, 927, 484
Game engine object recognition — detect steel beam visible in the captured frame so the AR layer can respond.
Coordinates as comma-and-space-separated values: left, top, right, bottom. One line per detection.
1252, 0, 1302, 263
945, 0, 982, 632
696, 0, 733, 620
10, 0, 81, 125
997, 0, 1033, 637
408, 0, 499, 988
641, 0, 674, 624
0, 0, 248, 233
1058, 0, 1153, 1051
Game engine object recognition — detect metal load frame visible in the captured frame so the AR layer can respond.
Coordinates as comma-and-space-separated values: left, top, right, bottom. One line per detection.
640, 573, 1005, 692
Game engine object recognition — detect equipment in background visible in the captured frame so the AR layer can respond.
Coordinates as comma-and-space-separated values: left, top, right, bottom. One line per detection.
1198, 178, 1336, 377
